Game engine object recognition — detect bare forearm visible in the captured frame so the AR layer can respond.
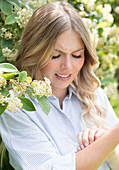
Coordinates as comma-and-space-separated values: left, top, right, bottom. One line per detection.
76, 127, 119, 170
106, 144, 119, 170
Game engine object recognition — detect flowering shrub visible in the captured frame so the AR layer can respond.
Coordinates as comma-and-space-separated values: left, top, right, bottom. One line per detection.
68, 0, 119, 116
0, 1, 119, 169
0, 0, 119, 100
0, 0, 119, 102
0, 63, 52, 115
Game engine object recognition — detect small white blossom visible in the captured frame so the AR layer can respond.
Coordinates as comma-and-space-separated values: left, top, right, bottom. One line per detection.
1, 28, 12, 40
16, 8, 33, 28
2, 47, 18, 61
96, 4, 103, 12
32, 77, 52, 97
114, 6, 119, 14
82, 18, 93, 30
104, 83, 118, 99
103, 13, 114, 24
4, 97, 23, 112
0, 76, 7, 90
102, 4, 112, 13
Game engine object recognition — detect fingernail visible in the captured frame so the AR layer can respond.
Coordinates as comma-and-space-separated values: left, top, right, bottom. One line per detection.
96, 132, 102, 136
89, 141, 92, 144
84, 143, 88, 147
77, 147, 81, 151
81, 145, 84, 149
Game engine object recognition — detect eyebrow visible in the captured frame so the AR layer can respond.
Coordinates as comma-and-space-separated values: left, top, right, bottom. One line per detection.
54, 48, 85, 53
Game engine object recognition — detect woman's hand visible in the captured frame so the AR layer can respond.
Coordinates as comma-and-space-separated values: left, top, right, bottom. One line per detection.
77, 127, 105, 151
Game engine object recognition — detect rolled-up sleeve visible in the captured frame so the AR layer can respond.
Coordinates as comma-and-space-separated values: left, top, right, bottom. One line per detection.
0, 109, 76, 170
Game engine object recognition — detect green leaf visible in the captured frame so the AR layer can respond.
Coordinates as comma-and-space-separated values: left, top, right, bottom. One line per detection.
101, 78, 116, 86
1, 73, 15, 80
37, 95, 50, 115
17, 27, 23, 37
18, 97, 36, 111
26, 87, 35, 99
0, 103, 8, 115
97, 28, 103, 36
1, 39, 13, 49
20, 0, 35, 10
5, 13, 19, 25
6, 0, 21, 8
0, 63, 18, 73
0, 50, 6, 62
0, 56, 6, 62
18, 71, 27, 83
0, 0, 13, 15
115, 68, 119, 78
0, 87, 9, 97
117, 51, 119, 57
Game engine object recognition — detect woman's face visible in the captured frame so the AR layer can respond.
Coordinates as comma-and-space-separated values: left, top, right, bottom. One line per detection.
41, 30, 85, 94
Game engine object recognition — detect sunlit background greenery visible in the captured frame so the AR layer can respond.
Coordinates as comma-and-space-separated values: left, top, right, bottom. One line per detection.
0, 0, 119, 169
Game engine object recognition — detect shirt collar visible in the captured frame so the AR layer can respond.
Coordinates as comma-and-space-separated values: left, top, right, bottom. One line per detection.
67, 85, 76, 99
49, 84, 76, 100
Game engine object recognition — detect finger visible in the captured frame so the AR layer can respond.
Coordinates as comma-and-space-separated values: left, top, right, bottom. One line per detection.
77, 132, 84, 149
95, 129, 105, 140
88, 128, 98, 144
77, 146, 81, 151
82, 128, 90, 147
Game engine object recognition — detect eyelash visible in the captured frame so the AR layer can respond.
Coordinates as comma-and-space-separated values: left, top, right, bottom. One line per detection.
52, 55, 82, 59
72, 55, 82, 58
52, 55, 60, 59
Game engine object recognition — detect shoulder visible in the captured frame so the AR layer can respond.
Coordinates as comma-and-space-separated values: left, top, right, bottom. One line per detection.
95, 86, 112, 109
95, 87, 107, 102
95, 87, 118, 127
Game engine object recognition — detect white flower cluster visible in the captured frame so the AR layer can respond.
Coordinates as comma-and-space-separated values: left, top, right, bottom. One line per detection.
32, 77, 52, 97
81, 0, 96, 10
16, 8, 33, 28
0, 76, 7, 90
10, 77, 52, 98
82, 17, 118, 49
2, 47, 18, 61
104, 83, 118, 99
0, 76, 22, 112
10, 78, 27, 97
96, 52, 118, 78
82, 18, 99, 48
0, 74, 52, 113
22, 0, 47, 8
114, 6, 119, 14
1, 28, 12, 40
22, 0, 67, 8
12, 28, 19, 39
100, 4, 114, 24
0, 96, 23, 112
1, 27, 19, 41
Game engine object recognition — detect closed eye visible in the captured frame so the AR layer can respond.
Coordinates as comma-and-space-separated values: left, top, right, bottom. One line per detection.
72, 55, 82, 58
52, 55, 60, 59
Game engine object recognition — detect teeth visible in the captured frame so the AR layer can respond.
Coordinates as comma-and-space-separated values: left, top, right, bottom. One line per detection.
57, 74, 69, 78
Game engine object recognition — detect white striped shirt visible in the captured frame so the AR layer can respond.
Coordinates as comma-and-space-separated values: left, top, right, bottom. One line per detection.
0, 87, 118, 170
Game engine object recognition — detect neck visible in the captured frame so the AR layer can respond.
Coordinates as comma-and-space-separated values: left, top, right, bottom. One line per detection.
52, 88, 68, 109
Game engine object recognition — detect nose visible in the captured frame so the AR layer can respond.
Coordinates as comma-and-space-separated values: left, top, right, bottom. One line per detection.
60, 55, 72, 70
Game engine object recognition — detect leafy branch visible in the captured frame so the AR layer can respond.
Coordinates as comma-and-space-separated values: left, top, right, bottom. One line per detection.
0, 63, 52, 115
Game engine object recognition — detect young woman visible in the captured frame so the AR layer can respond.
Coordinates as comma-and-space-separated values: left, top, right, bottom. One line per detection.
0, 1, 119, 170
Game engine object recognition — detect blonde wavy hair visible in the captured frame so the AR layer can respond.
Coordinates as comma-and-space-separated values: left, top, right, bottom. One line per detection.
16, 1, 106, 128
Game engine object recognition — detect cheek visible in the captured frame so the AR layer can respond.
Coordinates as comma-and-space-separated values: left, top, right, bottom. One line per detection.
41, 62, 56, 76
74, 58, 84, 72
